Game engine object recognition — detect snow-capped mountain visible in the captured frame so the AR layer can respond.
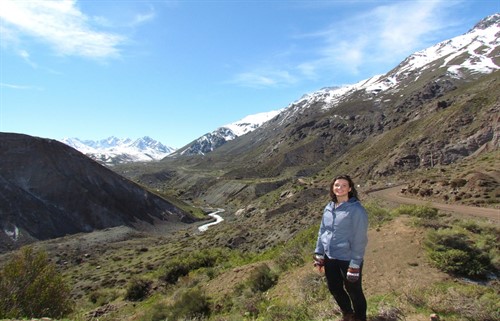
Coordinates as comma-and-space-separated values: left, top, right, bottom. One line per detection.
275, 13, 499, 124
173, 110, 283, 156
173, 14, 499, 157
60, 136, 176, 165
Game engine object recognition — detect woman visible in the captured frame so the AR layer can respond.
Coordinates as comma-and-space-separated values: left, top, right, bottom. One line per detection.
314, 175, 369, 321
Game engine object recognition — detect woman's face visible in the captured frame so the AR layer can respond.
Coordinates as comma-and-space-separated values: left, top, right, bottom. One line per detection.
333, 178, 351, 199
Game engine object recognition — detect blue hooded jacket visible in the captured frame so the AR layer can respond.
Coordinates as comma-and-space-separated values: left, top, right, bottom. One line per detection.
314, 197, 369, 267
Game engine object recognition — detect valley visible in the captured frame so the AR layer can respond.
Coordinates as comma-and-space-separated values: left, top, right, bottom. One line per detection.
0, 13, 499, 321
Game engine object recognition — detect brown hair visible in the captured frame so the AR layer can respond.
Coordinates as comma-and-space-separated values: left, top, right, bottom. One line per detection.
329, 174, 359, 202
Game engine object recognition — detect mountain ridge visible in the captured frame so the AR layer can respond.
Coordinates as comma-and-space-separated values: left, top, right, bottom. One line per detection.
167, 13, 500, 159
60, 136, 176, 165
171, 109, 282, 156
118, 14, 499, 212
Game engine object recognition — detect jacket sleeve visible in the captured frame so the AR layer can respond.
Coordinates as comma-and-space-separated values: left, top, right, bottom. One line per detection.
349, 204, 369, 267
314, 210, 326, 255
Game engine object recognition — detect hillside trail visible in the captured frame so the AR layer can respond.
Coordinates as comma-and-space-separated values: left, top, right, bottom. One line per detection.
229, 215, 446, 321
369, 186, 500, 224
255, 186, 498, 320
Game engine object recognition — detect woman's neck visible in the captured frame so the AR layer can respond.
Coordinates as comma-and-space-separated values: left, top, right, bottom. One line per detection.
336, 196, 348, 204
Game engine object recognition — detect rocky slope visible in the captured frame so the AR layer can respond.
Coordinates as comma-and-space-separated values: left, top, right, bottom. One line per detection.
110, 16, 499, 252
0, 133, 195, 253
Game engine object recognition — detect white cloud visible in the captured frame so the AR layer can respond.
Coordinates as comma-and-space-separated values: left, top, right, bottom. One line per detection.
369, 0, 450, 55
232, 69, 298, 88
235, 0, 463, 87
303, 0, 457, 78
131, 11, 156, 26
0, 0, 125, 59
18, 49, 37, 68
0, 82, 42, 91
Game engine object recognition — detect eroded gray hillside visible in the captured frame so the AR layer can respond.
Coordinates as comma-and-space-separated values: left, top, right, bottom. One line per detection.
0, 133, 195, 252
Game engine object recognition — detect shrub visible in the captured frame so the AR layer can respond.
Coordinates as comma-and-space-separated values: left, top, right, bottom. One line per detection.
160, 248, 227, 285
457, 220, 500, 273
392, 204, 438, 219
238, 290, 263, 318
450, 178, 467, 188
299, 272, 330, 304
365, 202, 394, 227
424, 229, 491, 278
0, 246, 73, 319
161, 263, 190, 284
371, 305, 405, 321
144, 302, 169, 321
271, 224, 318, 273
408, 281, 500, 321
275, 245, 305, 272
125, 278, 151, 301
89, 289, 119, 306
167, 287, 211, 320
247, 264, 278, 293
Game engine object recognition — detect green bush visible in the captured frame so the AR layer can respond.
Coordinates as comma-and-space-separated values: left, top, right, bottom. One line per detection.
392, 204, 438, 219
275, 245, 305, 272
125, 278, 151, 301
270, 224, 318, 272
424, 229, 491, 278
0, 246, 73, 319
160, 248, 228, 284
89, 289, 119, 306
247, 264, 278, 293
365, 202, 394, 227
407, 281, 500, 321
145, 302, 169, 321
299, 273, 330, 304
161, 263, 190, 284
450, 178, 467, 188
167, 287, 211, 320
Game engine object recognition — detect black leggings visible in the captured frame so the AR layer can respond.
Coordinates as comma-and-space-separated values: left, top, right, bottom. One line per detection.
324, 257, 367, 321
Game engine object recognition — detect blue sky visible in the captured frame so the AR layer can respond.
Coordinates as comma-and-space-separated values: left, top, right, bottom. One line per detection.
1, 0, 498, 148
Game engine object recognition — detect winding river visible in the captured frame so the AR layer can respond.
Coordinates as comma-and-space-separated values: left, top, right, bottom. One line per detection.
198, 209, 225, 232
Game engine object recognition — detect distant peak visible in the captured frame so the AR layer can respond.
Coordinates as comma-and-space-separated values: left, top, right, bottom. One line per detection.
472, 13, 500, 31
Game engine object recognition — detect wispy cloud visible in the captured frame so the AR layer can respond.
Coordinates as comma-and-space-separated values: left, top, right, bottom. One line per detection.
131, 11, 156, 27
0, 0, 125, 59
301, 0, 460, 78
18, 49, 38, 68
234, 0, 462, 88
0, 82, 43, 91
231, 69, 298, 88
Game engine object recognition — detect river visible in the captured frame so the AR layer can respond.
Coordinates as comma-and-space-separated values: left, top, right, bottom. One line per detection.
198, 209, 225, 232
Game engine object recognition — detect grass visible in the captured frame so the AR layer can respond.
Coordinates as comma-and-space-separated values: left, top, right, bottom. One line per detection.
404, 281, 500, 321
1, 203, 498, 321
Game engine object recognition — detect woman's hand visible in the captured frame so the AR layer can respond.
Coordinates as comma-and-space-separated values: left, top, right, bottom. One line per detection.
346, 267, 360, 282
313, 254, 325, 272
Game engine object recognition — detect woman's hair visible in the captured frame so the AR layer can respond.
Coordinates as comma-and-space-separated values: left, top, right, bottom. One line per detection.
329, 174, 359, 202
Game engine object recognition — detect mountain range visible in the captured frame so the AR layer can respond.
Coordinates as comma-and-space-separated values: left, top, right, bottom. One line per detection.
62, 13, 499, 164
1, 14, 499, 253
60, 136, 176, 165
61, 109, 283, 163
123, 14, 499, 217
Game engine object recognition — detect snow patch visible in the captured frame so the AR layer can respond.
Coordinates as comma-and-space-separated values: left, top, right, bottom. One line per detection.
4, 225, 19, 241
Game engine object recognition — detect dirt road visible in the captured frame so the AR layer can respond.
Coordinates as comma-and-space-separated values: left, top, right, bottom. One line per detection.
370, 186, 500, 224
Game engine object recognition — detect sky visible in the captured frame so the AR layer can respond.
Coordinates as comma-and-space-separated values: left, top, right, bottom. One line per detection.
0, 0, 498, 148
